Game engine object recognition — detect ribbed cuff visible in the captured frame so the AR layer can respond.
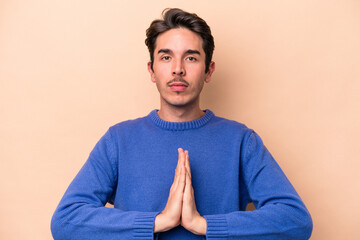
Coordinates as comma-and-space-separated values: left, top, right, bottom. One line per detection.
204, 214, 228, 239
133, 212, 158, 240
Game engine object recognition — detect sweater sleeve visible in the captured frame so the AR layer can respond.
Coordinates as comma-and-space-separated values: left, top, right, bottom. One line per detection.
51, 129, 159, 240
204, 131, 313, 240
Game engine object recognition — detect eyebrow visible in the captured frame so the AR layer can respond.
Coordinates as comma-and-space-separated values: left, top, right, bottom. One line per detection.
185, 49, 201, 55
158, 49, 171, 54
157, 49, 201, 55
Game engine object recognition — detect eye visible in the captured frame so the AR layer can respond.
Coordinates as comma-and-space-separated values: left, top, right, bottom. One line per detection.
161, 56, 171, 61
187, 56, 197, 62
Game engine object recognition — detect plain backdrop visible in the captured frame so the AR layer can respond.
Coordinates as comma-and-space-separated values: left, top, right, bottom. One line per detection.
1, 0, 359, 239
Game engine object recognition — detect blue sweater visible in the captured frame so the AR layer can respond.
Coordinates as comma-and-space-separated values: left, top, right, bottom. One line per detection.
51, 110, 312, 240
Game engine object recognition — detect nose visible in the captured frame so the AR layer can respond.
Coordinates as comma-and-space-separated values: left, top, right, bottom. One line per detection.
172, 60, 185, 76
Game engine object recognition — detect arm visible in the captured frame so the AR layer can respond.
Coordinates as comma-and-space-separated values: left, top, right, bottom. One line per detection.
203, 131, 313, 240
51, 129, 158, 240
180, 132, 313, 240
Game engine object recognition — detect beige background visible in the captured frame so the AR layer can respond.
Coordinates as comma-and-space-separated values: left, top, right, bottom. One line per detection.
1, 0, 359, 239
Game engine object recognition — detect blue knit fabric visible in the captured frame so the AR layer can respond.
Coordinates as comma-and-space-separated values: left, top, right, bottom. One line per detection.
51, 110, 312, 240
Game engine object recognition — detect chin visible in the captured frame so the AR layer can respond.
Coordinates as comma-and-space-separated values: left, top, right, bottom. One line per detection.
165, 99, 198, 109
168, 102, 189, 107
161, 94, 199, 108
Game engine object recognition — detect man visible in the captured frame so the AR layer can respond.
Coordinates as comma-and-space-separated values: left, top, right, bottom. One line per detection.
51, 8, 312, 240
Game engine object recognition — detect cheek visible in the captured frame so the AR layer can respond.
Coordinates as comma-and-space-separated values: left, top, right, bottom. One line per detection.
154, 61, 171, 73
197, 81, 205, 91
154, 76, 166, 91
186, 63, 206, 76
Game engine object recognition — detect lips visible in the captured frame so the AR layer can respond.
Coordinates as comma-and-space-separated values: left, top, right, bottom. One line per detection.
168, 80, 189, 92
169, 83, 188, 92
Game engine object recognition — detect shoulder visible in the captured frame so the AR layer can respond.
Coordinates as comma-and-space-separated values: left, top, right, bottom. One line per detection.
110, 117, 145, 129
209, 112, 253, 134
108, 114, 149, 136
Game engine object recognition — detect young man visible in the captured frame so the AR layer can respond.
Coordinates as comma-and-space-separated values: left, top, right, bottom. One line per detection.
51, 8, 313, 240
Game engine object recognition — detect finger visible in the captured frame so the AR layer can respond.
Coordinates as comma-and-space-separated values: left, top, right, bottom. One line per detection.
184, 170, 193, 202
176, 148, 183, 173
176, 148, 187, 191
184, 150, 191, 178
177, 148, 185, 172
172, 148, 183, 190
177, 159, 186, 193
180, 148, 187, 172
172, 170, 178, 192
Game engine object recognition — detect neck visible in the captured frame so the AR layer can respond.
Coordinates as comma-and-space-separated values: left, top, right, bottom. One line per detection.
157, 100, 204, 122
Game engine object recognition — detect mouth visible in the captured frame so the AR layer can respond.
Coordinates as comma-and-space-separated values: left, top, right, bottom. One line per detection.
169, 84, 188, 92
167, 79, 189, 92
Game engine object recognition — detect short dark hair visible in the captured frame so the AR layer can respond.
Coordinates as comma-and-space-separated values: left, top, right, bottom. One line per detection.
145, 8, 215, 73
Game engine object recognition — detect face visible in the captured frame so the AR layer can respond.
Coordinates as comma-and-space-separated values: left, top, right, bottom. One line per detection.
148, 28, 215, 109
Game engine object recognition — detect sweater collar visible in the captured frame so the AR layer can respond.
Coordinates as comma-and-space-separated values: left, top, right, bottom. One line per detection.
148, 109, 214, 131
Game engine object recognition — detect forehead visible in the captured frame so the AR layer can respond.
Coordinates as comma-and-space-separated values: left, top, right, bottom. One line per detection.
155, 28, 204, 54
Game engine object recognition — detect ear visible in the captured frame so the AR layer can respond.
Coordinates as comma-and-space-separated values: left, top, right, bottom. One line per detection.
147, 62, 156, 83
204, 61, 215, 83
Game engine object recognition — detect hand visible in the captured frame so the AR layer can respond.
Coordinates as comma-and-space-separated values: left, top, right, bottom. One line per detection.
180, 150, 207, 235
154, 148, 186, 233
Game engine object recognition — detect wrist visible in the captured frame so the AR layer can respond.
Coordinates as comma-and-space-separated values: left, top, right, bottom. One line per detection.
154, 212, 179, 233
189, 215, 207, 236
